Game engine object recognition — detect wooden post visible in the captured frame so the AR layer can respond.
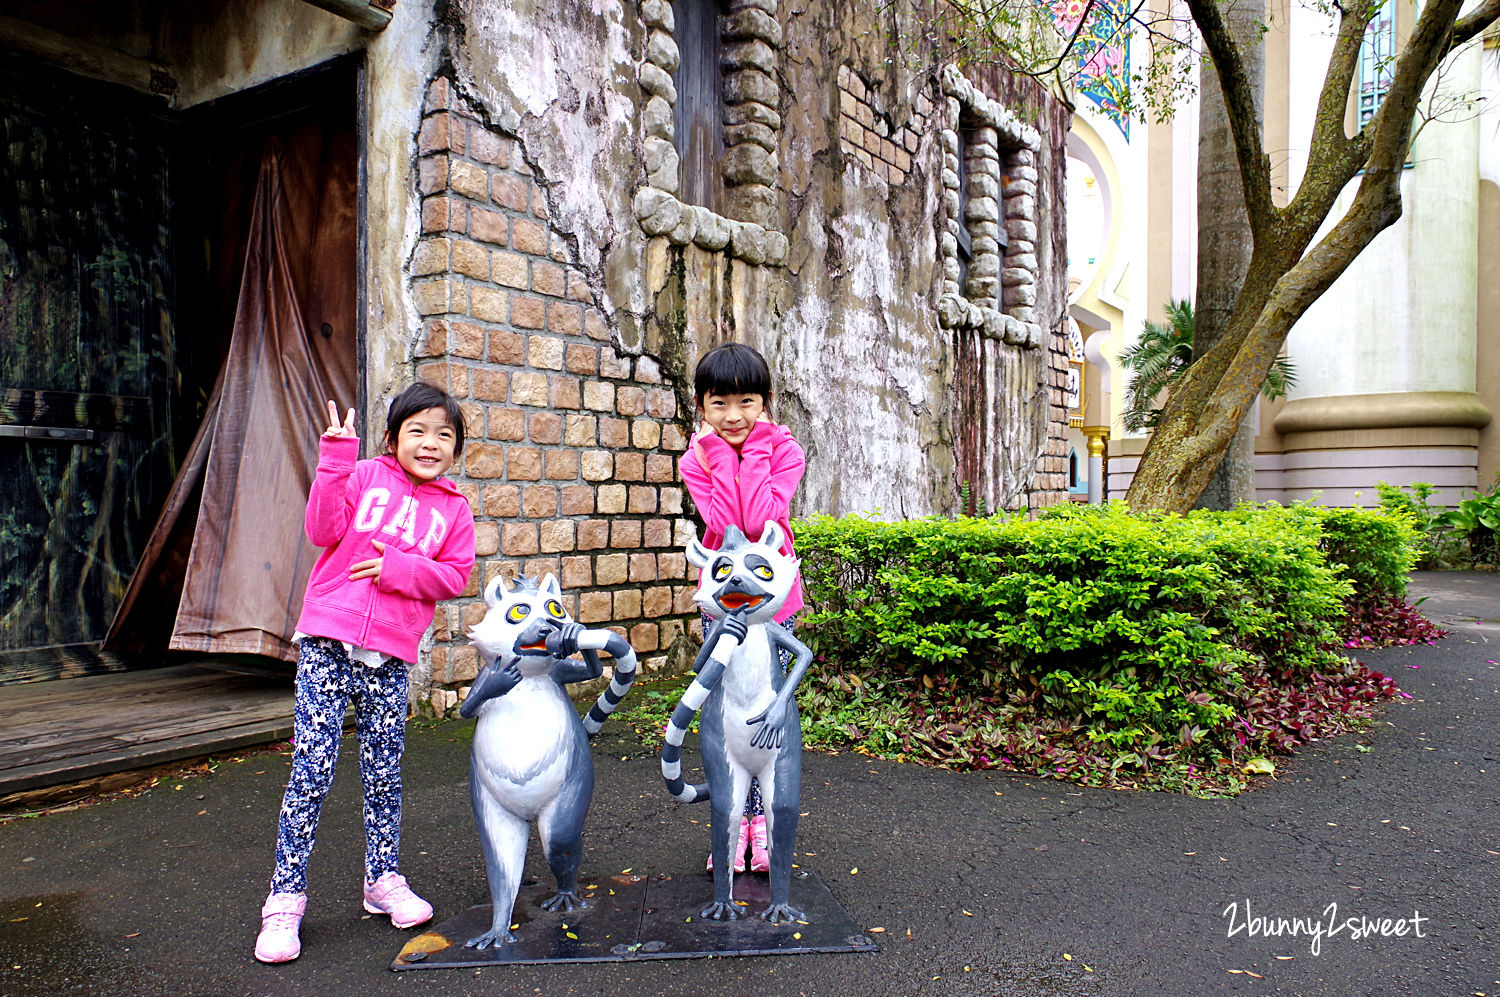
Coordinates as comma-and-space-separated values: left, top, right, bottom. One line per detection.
299, 0, 395, 29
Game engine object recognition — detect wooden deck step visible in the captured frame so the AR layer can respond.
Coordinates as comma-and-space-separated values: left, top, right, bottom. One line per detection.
0, 660, 297, 802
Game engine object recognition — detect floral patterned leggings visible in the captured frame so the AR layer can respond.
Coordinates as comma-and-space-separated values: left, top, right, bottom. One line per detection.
269, 637, 409, 895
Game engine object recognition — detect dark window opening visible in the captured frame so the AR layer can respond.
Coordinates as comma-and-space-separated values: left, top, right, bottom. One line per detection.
672, 0, 725, 213
955, 126, 973, 292
995, 161, 1009, 256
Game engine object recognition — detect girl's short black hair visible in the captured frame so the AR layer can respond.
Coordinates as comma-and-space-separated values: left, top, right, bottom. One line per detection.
385, 381, 467, 453
693, 342, 773, 402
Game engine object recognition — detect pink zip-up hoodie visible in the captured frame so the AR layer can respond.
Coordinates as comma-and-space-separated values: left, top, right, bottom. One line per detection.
679, 420, 805, 621
295, 435, 476, 663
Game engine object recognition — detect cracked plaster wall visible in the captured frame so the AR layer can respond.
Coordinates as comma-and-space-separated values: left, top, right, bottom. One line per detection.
13, 0, 1068, 528
445, 0, 1069, 518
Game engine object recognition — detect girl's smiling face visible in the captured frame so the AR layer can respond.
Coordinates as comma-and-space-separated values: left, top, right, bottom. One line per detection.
390, 406, 457, 484
698, 391, 766, 448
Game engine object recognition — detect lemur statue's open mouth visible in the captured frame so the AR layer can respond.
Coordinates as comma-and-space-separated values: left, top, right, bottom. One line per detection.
717, 592, 765, 611
513, 619, 557, 655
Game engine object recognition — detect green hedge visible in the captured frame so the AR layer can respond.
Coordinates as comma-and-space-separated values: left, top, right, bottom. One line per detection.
791, 501, 1416, 791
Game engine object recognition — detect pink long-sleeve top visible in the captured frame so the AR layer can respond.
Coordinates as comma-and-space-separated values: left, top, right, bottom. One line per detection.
295, 434, 476, 662
678, 420, 805, 621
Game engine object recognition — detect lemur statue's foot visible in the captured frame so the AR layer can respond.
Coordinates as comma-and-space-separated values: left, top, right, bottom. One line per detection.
700, 900, 742, 921
759, 902, 806, 924
464, 926, 517, 949
539, 891, 588, 913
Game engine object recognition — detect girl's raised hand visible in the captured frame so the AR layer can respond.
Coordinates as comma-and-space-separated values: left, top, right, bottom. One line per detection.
323, 399, 357, 439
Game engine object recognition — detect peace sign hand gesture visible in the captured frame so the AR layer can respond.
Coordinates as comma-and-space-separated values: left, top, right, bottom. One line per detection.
323, 399, 357, 439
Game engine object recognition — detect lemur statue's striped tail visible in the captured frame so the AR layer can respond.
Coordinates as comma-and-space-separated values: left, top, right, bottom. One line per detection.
579, 629, 638, 736
660, 634, 737, 802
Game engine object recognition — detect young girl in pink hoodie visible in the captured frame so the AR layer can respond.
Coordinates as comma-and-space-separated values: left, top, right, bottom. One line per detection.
254, 383, 476, 964
679, 343, 805, 873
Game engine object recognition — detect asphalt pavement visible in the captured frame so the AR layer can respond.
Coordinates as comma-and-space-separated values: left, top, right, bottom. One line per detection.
0, 572, 1496, 997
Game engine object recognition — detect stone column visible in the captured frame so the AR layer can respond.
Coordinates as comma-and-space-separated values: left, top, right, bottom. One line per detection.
1083, 426, 1109, 505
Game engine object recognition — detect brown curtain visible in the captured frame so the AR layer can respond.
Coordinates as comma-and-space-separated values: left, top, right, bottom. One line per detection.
106, 116, 356, 661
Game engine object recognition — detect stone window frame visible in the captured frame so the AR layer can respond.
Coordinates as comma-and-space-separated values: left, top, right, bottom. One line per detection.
631, 0, 789, 266
935, 66, 1043, 349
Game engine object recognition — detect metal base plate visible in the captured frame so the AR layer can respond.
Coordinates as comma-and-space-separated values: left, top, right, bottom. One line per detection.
392, 868, 876, 969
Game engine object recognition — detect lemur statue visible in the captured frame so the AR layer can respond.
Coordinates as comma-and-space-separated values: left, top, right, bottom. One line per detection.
662, 521, 815, 924
458, 573, 636, 949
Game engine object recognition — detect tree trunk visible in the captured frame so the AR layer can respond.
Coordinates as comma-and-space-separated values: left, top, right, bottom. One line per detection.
1123, 0, 1496, 515
1193, 0, 1264, 510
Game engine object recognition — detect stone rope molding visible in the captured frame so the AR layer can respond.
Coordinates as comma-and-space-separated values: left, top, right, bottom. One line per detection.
936, 64, 1044, 350
631, 0, 789, 266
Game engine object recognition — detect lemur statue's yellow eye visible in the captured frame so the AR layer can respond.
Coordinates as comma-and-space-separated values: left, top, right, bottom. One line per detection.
712, 562, 732, 580
753, 565, 774, 580
506, 603, 529, 623
545, 600, 565, 619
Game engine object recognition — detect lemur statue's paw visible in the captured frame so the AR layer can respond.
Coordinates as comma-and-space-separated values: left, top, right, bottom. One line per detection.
700, 901, 742, 921
464, 926, 517, 949
544, 621, 585, 658
746, 712, 785, 749
539, 891, 588, 913
719, 613, 749, 644
759, 902, 806, 924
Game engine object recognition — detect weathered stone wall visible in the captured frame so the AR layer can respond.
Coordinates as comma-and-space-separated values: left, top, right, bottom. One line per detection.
5, 0, 1069, 712
411, 79, 699, 711
404, 0, 1072, 708
441, 0, 1069, 524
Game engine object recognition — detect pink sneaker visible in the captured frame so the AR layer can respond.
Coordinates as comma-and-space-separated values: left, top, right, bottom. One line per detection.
705, 818, 752, 872
749, 814, 769, 872
254, 892, 306, 963
362, 872, 433, 929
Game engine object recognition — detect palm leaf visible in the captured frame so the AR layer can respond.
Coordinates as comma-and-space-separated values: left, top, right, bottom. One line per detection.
1120, 299, 1294, 430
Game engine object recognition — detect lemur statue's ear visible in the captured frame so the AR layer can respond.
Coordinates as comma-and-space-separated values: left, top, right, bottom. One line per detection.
540, 573, 562, 599
686, 531, 714, 569
483, 574, 510, 609
758, 519, 785, 553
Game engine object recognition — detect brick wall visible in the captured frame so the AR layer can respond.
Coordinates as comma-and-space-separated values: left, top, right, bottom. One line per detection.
412, 77, 696, 714
836, 64, 930, 183
1037, 334, 1071, 504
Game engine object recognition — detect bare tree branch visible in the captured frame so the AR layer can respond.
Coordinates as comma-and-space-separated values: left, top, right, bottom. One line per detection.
1451, 0, 1500, 50
1029, 0, 1101, 78
1365, 0, 1466, 174
1299, 2, 1373, 189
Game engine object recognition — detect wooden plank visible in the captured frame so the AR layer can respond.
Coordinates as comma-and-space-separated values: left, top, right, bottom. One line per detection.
2, 662, 288, 709
0, 664, 293, 770
298, 0, 394, 29
0, 643, 134, 686
0, 661, 371, 797
1, 664, 208, 706
0, 686, 285, 745
0, 15, 168, 100
0, 719, 301, 797
672, 0, 725, 213
0, 694, 293, 763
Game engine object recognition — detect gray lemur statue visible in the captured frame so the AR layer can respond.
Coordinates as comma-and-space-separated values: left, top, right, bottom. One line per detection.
458, 573, 637, 949
662, 521, 815, 924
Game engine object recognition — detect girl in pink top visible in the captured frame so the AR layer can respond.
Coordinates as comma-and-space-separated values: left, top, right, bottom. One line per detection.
679, 343, 805, 871
254, 383, 476, 965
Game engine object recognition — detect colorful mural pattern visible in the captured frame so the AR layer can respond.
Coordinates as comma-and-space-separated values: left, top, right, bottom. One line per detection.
1049, 0, 1131, 138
